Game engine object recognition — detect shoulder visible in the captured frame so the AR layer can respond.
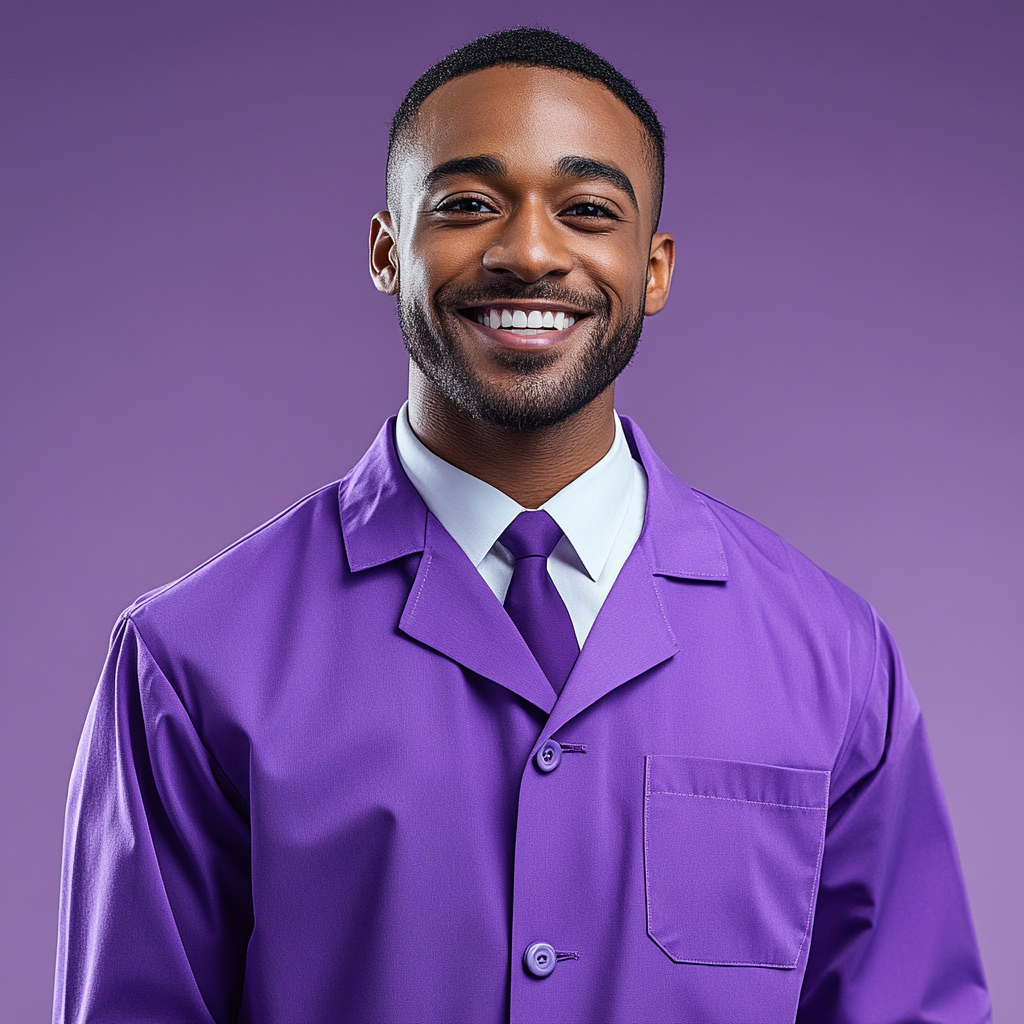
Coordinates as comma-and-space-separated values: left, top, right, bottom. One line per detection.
124, 481, 344, 651
625, 415, 879, 672
700, 488, 874, 631
645, 465, 878, 656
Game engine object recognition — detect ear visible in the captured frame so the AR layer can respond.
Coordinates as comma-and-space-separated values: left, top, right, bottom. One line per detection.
369, 211, 399, 294
643, 232, 676, 316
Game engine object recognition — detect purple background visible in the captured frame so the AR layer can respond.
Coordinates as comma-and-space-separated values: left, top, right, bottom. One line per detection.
1, 1, 1020, 1019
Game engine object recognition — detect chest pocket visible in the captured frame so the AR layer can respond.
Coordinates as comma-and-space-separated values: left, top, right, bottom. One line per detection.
644, 755, 829, 968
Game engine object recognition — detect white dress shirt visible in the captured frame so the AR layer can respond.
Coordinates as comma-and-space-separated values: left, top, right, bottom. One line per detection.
394, 403, 647, 648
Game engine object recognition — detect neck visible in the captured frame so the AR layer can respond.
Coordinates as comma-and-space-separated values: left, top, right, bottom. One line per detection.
406, 363, 617, 509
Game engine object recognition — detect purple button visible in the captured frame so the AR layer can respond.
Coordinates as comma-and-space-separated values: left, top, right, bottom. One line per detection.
534, 740, 562, 773
524, 942, 557, 977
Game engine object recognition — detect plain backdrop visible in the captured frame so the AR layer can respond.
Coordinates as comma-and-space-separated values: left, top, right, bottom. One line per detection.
1, 1, 1021, 1020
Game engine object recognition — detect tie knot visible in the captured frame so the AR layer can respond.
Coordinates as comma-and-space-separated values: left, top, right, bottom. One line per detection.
499, 510, 564, 561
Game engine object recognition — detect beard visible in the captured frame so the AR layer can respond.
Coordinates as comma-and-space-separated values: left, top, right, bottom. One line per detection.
397, 280, 645, 432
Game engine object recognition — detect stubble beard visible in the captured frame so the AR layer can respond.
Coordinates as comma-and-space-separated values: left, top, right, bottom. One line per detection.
397, 283, 645, 432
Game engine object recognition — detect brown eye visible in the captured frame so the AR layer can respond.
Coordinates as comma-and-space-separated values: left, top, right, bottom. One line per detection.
438, 197, 494, 214
563, 202, 615, 219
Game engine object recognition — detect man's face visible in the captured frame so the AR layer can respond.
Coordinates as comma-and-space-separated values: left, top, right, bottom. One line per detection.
373, 65, 674, 431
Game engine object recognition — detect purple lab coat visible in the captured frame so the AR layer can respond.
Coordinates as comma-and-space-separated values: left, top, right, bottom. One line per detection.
55, 417, 989, 1023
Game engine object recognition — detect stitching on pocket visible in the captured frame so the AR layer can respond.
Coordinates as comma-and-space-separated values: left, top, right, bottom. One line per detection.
649, 790, 827, 812
643, 756, 654, 963
795, 777, 830, 967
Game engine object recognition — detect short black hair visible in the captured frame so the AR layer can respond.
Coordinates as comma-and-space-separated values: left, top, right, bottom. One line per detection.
387, 27, 665, 228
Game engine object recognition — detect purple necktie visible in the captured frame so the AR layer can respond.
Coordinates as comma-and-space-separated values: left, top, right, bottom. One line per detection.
499, 510, 580, 695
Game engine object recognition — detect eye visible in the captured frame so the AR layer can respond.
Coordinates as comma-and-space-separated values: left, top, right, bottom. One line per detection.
562, 201, 618, 220
436, 195, 496, 215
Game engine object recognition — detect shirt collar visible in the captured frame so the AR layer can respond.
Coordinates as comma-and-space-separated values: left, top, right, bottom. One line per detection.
394, 403, 635, 580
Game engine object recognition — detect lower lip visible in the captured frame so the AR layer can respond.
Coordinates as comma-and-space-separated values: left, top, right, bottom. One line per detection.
460, 315, 583, 351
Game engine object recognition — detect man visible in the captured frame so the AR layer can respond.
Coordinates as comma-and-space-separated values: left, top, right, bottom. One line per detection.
55, 27, 989, 1024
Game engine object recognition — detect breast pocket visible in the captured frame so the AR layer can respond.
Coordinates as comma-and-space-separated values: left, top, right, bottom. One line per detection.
644, 755, 829, 968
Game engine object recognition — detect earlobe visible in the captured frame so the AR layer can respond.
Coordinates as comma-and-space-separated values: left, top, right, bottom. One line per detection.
369, 212, 400, 295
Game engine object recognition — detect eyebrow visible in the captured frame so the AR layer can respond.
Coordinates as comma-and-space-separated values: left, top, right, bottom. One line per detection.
554, 155, 638, 212
423, 156, 507, 192
422, 153, 639, 212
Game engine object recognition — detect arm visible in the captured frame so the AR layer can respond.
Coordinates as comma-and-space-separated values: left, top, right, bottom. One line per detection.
797, 615, 990, 1023
55, 615, 252, 1023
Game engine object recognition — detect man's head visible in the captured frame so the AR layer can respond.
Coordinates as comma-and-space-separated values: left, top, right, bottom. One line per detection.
370, 27, 675, 432
387, 28, 666, 231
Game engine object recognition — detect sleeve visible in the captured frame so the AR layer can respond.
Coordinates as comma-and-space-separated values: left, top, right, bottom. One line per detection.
54, 614, 252, 1024
797, 613, 991, 1023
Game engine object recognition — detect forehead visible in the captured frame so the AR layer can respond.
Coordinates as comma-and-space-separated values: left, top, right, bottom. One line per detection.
397, 65, 653, 202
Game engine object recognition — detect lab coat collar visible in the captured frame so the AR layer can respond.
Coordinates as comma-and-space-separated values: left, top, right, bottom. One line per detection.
339, 415, 728, 717
621, 416, 730, 583
340, 415, 729, 584
339, 419, 427, 572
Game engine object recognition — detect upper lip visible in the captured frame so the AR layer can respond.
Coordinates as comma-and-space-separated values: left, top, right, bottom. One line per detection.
458, 300, 589, 317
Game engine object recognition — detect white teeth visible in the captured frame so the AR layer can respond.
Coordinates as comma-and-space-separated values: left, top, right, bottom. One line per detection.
473, 307, 579, 330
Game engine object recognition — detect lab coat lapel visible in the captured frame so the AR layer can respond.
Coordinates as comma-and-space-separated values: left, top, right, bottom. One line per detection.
538, 417, 731, 739
341, 419, 556, 714
542, 541, 678, 738
400, 513, 556, 714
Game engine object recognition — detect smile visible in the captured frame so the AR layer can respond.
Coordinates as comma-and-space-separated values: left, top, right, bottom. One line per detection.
464, 307, 578, 332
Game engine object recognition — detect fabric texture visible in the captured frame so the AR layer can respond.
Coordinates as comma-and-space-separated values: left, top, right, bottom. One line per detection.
499, 510, 579, 694
53, 416, 990, 1024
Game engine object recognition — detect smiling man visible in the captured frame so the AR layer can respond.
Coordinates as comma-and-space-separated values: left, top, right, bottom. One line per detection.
55, 28, 989, 1024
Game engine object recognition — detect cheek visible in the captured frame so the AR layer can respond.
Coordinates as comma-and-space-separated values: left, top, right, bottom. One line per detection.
396, 243, 433, 300
580, 249, 648, 312
400, 233, 472, 301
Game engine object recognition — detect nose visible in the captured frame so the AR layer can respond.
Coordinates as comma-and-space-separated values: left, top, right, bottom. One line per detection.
481, 199, 574, 282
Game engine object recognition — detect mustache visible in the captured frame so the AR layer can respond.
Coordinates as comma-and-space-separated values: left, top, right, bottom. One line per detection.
434, 281, 610, 317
